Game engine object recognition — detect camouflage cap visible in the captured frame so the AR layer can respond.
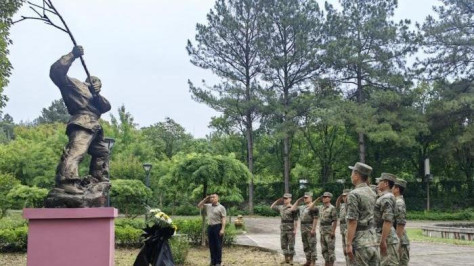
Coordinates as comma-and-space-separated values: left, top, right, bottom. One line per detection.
376, 173, 398, 183
283, 193, 292, 198
394, 178, 407, 188
348, 162, 373, 176
322, 192, 333, 198
342, 189, 351, 195
304, 192, 313, 197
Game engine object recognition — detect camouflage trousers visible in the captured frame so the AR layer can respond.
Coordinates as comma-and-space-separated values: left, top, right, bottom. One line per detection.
348, 245, 380, 266
320, 231, 336, 262
280, 230, 295, 255
381, 243, 399, 266
399, 244, 410, 266
341, 230, 349, 266
301, 227, 317, 260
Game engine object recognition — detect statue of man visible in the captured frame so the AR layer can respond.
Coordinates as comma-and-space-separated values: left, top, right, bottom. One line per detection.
50, 46, 111, 195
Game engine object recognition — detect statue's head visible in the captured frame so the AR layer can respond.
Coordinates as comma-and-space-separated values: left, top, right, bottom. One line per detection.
85, 76, 102, 90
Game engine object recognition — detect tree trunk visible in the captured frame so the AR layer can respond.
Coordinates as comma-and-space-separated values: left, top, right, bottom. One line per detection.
201, 184, 208, 246
284, 134, 290, 193
246, 119, 255, 214
358, 132, 366, 163
357, 64, 366, 163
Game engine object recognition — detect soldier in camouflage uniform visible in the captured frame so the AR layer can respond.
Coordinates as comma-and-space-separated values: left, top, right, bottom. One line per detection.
346, 162, 380, 266
292, 192, 319, 266
374, 173, 400, 265
319, 192, 337, 266
272, 193, 298, 265
392, 179, 410, 266
336, 189, 351, 266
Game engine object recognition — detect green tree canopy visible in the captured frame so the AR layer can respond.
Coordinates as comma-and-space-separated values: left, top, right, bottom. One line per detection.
420, 0, 474, 79
110, 179, 152, 217
0, 0, 24, 114
34, 99, 69, 124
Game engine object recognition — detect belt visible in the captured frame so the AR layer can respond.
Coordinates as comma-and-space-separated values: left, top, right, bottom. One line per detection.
208, 224, 222, 227
76, 110, 100, 119
281, 220, 294, 223
356, 224, 373, 231
301, 221, 313, 224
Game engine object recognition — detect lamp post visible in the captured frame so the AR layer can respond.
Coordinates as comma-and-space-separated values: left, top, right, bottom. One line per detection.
143, 163, 152, 222
299, 178, 308, 190
104, 137, 115, 207
424, 158, 433, 211
143, 163, 153, 188
336, 179, 345, 189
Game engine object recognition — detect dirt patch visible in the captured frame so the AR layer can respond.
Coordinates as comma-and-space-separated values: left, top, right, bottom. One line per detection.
183, 246, 281, 265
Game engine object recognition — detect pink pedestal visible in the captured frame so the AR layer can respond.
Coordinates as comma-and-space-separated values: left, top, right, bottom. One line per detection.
23, 208, 118, 266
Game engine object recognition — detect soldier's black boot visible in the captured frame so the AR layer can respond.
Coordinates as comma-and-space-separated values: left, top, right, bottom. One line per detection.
288, 255, 294, 265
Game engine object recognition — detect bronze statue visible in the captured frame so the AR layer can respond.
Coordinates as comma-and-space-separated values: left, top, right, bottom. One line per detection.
45, 46, 111, 207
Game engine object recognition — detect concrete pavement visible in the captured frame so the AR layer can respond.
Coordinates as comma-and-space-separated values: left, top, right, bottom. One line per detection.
235, 217, 474, 266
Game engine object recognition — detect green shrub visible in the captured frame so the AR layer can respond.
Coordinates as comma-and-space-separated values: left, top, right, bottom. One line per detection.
223, 224, 236, 246
173, 217, 236, 246
407, 209, 474, 221
169, 235, 190, 264
253, 205, 278, 217
0, 225, 28, 251
110, 179, 152, 218
7, 185, 48, 209
174, 204, 200, 216
0, 173, 20, 218
115, 217, 145, 229
0, 214, 27, 230
115, 225, 143, 247
174, 218, 203, 245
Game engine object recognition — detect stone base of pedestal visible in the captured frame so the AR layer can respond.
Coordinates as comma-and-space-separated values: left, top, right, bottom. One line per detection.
23, 208, 118, 266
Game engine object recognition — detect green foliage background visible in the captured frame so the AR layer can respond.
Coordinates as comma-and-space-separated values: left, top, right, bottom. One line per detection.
2, 0, 474, 215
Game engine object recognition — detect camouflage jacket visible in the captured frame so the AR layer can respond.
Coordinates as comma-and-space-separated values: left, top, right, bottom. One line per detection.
346, 183, 378, 248
339, 203, 347, 233
50, 52, 111, 132
299, 204, 319, 231
394, 196, 410, 245
273, 204, 298, 231
374, 190, 399, 245
319, 204, 337, 234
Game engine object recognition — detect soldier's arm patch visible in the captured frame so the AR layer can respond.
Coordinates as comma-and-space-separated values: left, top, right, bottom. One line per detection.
345, 192, 359, 220
381, 198, 394, 222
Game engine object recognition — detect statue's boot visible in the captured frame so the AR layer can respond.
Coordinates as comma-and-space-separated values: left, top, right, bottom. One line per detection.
58, 179, 84, 194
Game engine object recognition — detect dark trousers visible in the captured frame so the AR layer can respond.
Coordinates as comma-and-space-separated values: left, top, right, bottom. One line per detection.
208, 224, 223, 265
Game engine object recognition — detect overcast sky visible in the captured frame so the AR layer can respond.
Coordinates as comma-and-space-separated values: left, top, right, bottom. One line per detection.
6, 0, 437, 138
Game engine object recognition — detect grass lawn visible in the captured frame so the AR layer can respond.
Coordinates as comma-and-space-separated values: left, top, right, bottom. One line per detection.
406, 228, 474, 246
1, 246, 280, 266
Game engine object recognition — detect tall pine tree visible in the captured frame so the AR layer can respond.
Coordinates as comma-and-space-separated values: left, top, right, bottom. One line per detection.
187, 0, 264, 212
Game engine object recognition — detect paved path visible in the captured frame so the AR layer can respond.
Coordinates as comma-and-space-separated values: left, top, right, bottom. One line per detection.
235, 217, 474, 266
